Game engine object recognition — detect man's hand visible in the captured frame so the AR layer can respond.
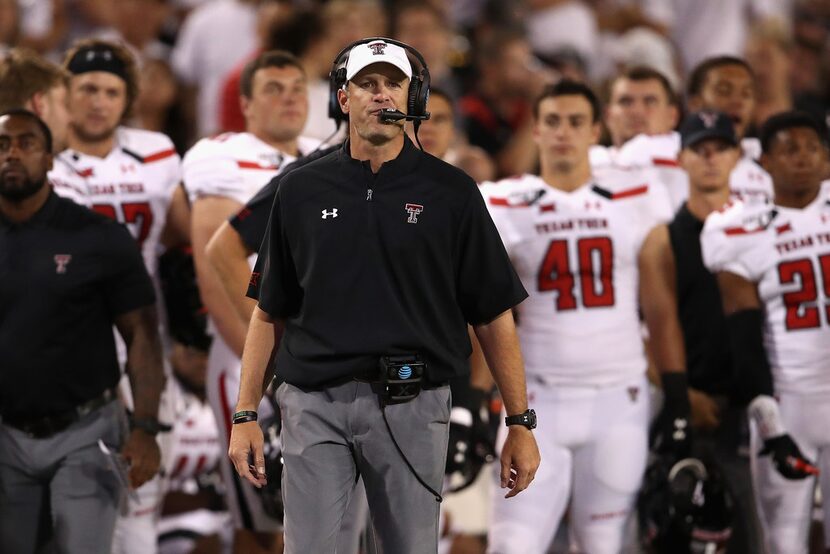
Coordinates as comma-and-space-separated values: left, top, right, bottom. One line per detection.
689, 388, 721, 430
760, 434, 819, 480
228, 421, 268, 488
121, 429, 161, 488
499, 427, 540, 498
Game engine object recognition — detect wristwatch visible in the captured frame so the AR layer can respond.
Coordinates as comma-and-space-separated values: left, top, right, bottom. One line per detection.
505, 409, 537, 430
130, 417, 171, 436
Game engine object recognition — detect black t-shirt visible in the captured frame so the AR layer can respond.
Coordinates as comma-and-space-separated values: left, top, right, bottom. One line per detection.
0, 192, 156, 418
668, 203, 735, 399
230, 144, 342, 254
256, 137, 527, 388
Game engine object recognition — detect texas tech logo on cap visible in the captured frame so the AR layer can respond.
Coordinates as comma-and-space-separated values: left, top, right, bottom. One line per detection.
369, 42, 387, 56
54, 254, 72, 274
699, 111, 719, 129
405, 203, 423, 224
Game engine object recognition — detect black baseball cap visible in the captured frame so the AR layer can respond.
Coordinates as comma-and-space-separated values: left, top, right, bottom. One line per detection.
680, 110, 738, 149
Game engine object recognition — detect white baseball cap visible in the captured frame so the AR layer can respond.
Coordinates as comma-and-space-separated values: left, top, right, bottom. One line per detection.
345, 39, 413, 81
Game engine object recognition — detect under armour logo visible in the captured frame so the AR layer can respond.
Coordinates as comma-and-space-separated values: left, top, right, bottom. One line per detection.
322, 208, 339, 219
369, 42, 387, 55
699, 111, 718, 129
121, 163, 135, 173
627, 386, 639, 402
584, 200, 601, 211
249, 271, 261, 287
405, 203, 423, 224
54, 254, 72, 274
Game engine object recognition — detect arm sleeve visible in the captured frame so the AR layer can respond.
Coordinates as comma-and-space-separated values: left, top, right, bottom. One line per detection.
256, 184, 303, 318
454, 185, 528, 325
726, 308, 775, 404
101, 222, 156, 316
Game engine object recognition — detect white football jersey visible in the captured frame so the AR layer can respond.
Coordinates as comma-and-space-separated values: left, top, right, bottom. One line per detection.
182, 131, 320, 206
49, 127, 182, 278
480, 169, 673, 386
701, 192, 830, 394
591, 132, 773, 212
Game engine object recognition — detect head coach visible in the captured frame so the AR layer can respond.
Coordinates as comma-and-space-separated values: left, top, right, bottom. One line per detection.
228, 37, 541, 553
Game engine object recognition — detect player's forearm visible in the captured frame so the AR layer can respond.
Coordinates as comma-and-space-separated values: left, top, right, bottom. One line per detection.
638, 225, 686, 374
473, 310, 528, 415
192, 198, 250, 355
643, 307, 686, 374
120, 306, 166, 420
236, 308, 282, 412
206, 221, 257, 324
160, 185, 191, 249
194, 255, 248, 355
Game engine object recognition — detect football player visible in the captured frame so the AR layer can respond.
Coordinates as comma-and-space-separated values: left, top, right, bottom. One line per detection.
593, 58, 774, 211
184, 49, 317, 554
701, 111, 830, 554
481, 80, 684, 554
48, 39, 188, 554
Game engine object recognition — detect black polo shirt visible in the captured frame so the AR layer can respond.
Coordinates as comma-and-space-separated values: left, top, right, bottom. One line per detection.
668, 204, 736, 400
257, 137, 527, 388
0, 191, 156, 419
230, 144, 341, 254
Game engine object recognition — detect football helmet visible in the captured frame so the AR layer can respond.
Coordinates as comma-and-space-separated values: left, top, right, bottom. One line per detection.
639, 456, 734, 553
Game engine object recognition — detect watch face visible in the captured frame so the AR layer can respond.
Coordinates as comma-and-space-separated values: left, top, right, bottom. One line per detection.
506, 409, 537, 429
526, 409, 537, 429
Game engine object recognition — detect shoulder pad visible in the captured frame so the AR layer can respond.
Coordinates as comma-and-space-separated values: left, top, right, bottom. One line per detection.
482, 175, 546, 207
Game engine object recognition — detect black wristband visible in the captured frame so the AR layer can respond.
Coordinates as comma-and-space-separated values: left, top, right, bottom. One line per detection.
660, 371, 691, 417
232, 410, 258, 424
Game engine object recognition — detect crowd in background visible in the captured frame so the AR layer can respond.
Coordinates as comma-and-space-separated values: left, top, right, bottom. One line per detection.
1, 0, 828, 165
3, 1, 830, 553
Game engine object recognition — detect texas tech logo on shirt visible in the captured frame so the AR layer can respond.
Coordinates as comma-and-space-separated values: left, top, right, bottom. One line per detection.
405, 203, 423, 224
54, 254, 72, 274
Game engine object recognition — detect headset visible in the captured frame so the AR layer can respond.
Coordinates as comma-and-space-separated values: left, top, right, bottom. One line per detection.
328, 37, 431, 136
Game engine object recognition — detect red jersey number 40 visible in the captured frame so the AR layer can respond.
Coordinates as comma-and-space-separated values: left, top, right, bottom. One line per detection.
537, 237, 615, 311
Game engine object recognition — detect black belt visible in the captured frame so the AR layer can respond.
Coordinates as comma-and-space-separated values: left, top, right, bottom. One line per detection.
2, 388, 117, 439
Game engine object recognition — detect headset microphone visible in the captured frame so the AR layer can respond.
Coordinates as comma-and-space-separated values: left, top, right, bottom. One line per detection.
378, 108, 431, 123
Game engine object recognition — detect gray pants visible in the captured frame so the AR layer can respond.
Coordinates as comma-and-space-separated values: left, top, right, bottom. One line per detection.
276, 380, 450, 554
0, 401, 126, 554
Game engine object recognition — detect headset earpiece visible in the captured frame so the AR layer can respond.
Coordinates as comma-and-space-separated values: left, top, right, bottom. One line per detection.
328, 37, 430, 123
328, 63, 348, 124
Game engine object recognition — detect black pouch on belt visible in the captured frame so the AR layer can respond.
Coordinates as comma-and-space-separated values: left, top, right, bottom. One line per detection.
378, 354, 426, 405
